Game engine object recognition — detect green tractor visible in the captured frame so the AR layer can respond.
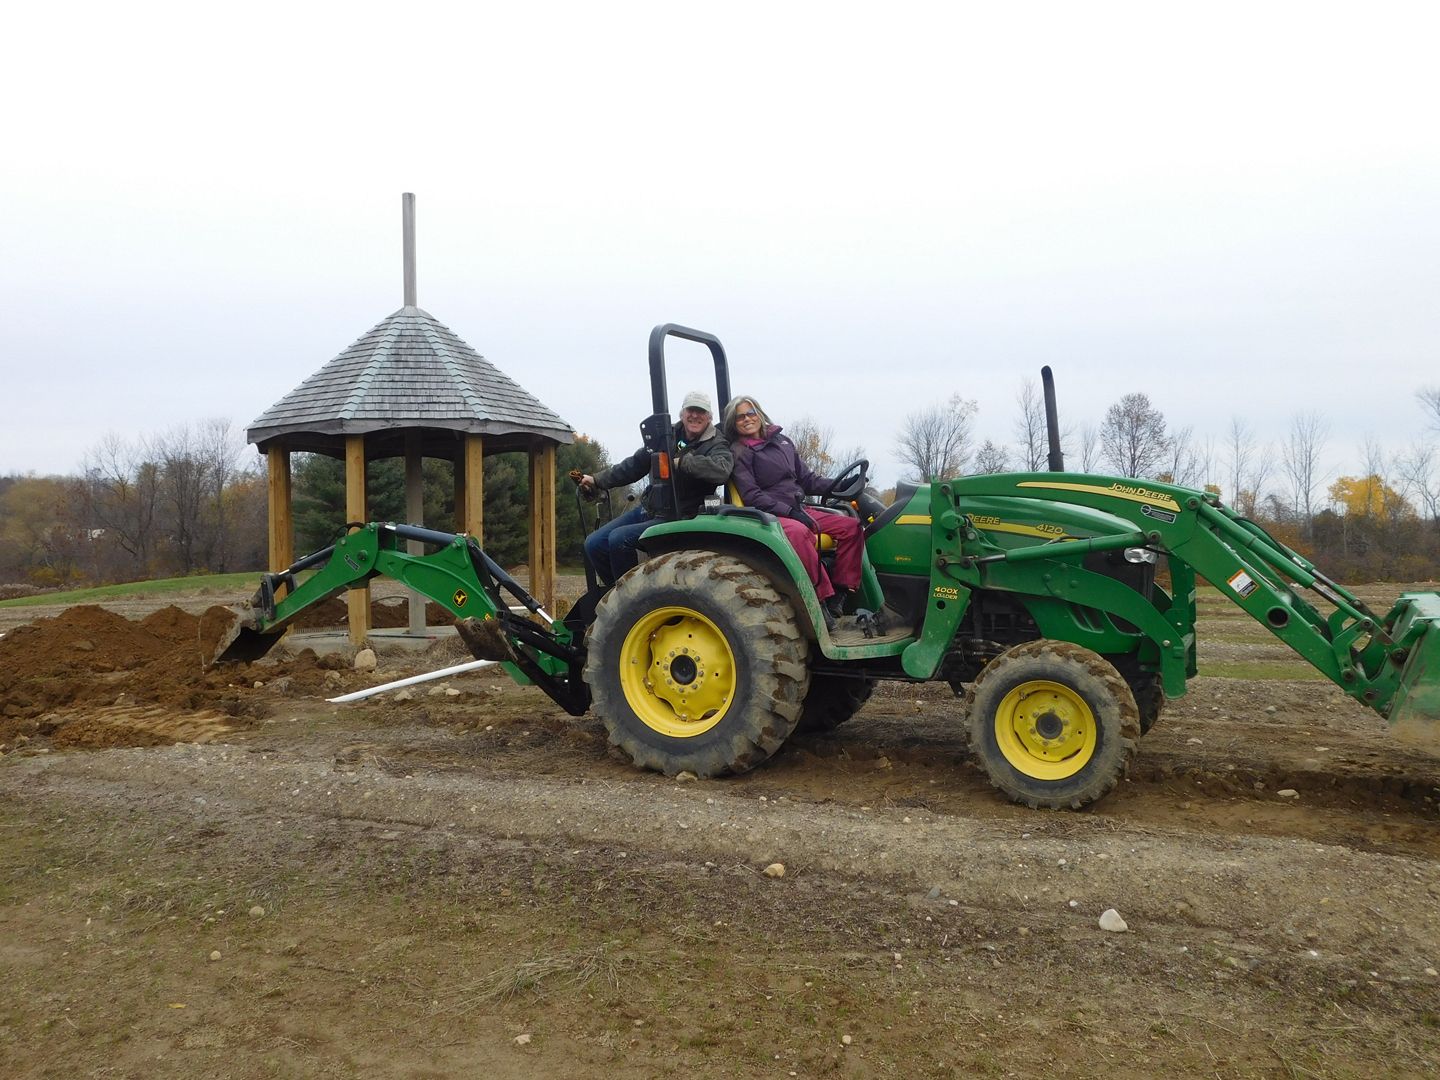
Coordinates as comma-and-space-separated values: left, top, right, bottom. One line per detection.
207, 324, 1440, 810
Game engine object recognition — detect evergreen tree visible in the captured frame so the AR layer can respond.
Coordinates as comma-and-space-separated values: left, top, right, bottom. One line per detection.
290, 435, 615, 570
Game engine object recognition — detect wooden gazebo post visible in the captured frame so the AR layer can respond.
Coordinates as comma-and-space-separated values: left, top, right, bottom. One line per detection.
455, 434, 484, 541
266, 447, 294, 592
529, 441, 556, 612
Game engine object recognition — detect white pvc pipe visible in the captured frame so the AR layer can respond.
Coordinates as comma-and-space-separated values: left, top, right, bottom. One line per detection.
327, 657, 497, 703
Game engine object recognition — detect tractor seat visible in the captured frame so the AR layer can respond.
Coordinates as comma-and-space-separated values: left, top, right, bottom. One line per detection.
726, 481, 836, 551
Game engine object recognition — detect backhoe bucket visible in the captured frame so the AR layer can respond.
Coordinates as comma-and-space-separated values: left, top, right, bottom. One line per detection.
1385, 593, 1440, 752
455, 616, 520, 665
199, 605, 284, 670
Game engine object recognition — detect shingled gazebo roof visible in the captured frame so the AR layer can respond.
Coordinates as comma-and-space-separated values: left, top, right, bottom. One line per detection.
247, 305, 574, 459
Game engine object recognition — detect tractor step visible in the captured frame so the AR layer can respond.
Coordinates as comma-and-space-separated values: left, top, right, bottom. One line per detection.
829, 606, 912, 646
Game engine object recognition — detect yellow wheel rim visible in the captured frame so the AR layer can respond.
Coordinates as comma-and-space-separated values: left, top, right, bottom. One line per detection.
993, 679, 1097, 780
618, 606, 736, 738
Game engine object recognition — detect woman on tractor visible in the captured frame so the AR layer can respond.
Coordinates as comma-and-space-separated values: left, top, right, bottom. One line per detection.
723, 395, 864, 632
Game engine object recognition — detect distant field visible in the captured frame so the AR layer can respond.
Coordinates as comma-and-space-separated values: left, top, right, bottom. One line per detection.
0, 571, 263, 608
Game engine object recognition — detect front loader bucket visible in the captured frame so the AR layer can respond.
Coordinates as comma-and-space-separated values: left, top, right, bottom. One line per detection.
1385, 593, 1440, 752
199, 605, 284, 670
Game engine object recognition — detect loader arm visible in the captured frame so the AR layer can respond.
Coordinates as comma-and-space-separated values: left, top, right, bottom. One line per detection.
204, 523, 591, 715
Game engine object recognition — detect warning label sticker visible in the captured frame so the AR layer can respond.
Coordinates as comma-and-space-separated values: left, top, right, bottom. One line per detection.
1227, 570, 1258, 598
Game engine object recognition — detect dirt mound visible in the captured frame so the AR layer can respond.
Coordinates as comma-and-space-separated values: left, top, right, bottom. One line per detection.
1, 605, 175, 679
138, 603, 202, 642
0, 604, 345, 751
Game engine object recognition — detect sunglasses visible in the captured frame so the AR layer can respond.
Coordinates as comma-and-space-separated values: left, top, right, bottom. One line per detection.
735, 410, 759, 420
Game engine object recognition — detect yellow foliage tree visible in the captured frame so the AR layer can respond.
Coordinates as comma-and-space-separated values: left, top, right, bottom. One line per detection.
1327, 475, 1413, 520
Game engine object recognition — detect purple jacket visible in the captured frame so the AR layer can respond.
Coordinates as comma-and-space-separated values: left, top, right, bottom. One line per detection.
731, 425, 831, 519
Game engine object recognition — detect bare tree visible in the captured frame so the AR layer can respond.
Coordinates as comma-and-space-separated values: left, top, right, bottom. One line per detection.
973, 440, 1011, 474
1396, 441, 1440, 525
196, 418, 249, 571
1013, 378, 1047, 472
64, 421, 260, 583
76, 433, 160, 569
1100, 393, 1169, 478
1160, 425, 1202, 487
1188, 433, 1218, 492
1225, 418, 1271, 516
1280, 411, 1329, 537
788, 416, 867, 481
1078, 424, 1101, 472
154, 424, 213, 573
1225, 418, 1253, 509
895, 394, 977, 482
1419, 385, 1440, 431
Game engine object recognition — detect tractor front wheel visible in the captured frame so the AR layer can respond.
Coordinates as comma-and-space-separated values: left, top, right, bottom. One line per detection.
966, 640, 1139, 810
585, 551, 811, 777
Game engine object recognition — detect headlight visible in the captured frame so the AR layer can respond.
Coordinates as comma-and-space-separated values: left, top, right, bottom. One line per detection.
1123, 547, 1158, 564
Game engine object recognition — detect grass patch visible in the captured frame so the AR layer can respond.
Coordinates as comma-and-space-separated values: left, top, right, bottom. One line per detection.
1201, 628, 1281, 644
0, 571, 263, 608
445, 945, 628, 1009
1198, 661, 1328, 681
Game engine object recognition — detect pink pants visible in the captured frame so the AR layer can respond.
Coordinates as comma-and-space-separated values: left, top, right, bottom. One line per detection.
776, 508, 864, 602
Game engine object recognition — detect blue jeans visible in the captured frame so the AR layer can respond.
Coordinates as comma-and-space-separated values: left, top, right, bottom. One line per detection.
583, 506, 653, 586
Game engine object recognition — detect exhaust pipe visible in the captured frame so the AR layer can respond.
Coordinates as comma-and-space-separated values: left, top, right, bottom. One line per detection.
1042, 365, 1064, 472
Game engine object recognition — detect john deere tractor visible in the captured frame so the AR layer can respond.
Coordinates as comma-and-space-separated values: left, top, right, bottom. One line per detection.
207, 324, 1440, 810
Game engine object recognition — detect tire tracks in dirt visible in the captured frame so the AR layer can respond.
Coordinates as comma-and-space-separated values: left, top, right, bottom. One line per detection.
6, 731, 1439, 1000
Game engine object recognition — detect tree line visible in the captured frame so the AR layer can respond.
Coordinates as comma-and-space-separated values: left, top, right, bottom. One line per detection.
887, 380, 1440, 583
5, 383, 1439, 589
1, 421, 270, 590
0, 425, 614, 590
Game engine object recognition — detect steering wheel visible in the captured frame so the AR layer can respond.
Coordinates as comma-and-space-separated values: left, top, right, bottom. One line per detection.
826, 459, 869, 502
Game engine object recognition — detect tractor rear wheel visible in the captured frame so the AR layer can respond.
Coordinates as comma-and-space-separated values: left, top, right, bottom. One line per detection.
585, 550, 811, 777
794, 674, 875, 734
966, 640, 1140, 810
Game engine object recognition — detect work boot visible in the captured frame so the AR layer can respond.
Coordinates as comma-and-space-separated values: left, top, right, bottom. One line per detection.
821, 604, 839, 634
823, 589, 849, 621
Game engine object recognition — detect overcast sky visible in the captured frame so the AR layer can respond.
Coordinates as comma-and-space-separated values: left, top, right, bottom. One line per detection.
3, 2, 1438, 494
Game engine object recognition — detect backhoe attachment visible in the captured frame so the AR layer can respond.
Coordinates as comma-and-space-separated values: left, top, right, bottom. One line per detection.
201, 522, 590, 715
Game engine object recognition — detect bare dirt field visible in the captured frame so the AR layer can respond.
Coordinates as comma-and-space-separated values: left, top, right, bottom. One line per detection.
2, 579, 1439, 1078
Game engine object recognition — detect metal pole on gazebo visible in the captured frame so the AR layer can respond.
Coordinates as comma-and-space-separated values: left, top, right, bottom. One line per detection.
402, 193, 427, 636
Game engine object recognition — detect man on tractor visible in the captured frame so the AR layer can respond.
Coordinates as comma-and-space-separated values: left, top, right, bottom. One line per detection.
579, 391, 733, 587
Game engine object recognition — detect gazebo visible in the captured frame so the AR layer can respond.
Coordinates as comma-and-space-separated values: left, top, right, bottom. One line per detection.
247, 194, 573, 644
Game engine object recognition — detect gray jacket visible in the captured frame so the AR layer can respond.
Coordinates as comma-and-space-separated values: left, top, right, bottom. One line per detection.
593, 421, 733, 520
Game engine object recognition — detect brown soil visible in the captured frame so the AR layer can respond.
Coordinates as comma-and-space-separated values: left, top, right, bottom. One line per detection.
2, 582, 1439, 1078
0, 604, 349, 749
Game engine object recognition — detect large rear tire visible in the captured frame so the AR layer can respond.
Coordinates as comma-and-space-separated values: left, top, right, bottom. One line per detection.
966, 640, 1140, 810
585, 551, 811, 777
794, 675, 875, 734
